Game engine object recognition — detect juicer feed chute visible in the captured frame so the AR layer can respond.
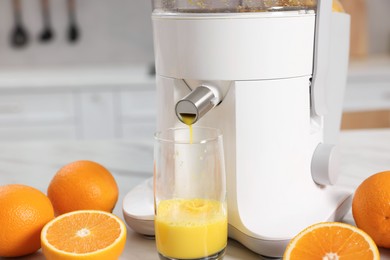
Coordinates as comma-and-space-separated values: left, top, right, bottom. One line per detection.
123, 0, 352, 257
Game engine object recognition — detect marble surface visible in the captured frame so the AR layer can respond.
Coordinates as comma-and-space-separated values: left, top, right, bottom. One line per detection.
1, 129, 390, 259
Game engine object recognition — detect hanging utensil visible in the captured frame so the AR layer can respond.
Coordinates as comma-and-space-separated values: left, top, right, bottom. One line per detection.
39, 0, 54, 42
10, 0, 29, 48
66, 0, 80, 43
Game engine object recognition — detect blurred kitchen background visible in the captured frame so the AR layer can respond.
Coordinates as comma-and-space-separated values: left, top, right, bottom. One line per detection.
0, 0, 154, 66
0, 0, 389, 141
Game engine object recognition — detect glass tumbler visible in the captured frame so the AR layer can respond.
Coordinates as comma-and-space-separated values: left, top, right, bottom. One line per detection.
154, 127, 227, 260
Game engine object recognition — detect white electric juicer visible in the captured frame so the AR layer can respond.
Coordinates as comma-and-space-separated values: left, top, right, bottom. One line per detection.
123, 0, 352, 257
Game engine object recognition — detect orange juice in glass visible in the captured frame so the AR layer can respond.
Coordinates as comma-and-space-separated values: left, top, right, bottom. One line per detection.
154, 127, 227, 260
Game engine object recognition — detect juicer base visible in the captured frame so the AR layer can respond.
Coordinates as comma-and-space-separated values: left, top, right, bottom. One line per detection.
122, 178, 155, 236
228, 189, 353, 258
123, 178, 353, 258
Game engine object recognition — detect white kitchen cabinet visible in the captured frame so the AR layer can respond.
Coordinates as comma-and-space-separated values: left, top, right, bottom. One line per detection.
343, 56, 390, 112
0, 66, 156, 141
0, 90, 76, 141
0, 91, 75, 124
119, 90, 156, 143
341, 56, 390, 129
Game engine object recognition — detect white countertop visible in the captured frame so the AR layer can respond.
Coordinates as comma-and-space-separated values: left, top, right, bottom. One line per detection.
1, 129, 390, 259
0, 65, 155, 90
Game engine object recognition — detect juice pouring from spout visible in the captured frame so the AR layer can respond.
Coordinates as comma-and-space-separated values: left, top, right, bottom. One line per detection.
181, 113, 196, 144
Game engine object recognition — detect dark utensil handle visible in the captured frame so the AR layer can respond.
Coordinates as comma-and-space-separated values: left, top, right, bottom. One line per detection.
11, 0, 29, 48
67, 0, 76, 24
39, 0, 54, 42
67, 0, 80, 43
41, 0, 51, 25
12, 0, 22, 24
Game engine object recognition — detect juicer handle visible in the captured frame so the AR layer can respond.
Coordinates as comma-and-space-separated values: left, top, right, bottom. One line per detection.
175, 85, 221, 125
311, 0, 332, 116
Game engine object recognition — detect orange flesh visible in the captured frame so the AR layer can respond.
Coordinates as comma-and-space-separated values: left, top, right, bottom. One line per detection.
45, 212, 121, 253
289, 226, 375, 259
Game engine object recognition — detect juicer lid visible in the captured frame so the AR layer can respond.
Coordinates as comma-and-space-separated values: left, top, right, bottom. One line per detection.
152, 0, 317, 13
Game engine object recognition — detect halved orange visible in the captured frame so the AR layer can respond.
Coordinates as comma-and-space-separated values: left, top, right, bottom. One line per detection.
283, 222, 380, 260
41, 210, 126, 260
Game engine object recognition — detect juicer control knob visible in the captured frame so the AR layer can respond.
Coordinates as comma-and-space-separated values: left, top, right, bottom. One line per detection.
311, 143, 340, 186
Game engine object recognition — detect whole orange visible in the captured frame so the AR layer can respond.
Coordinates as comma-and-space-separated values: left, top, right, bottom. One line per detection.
47, 160, 119, 216
0, 184, 54, 257
352, 170, 390, 248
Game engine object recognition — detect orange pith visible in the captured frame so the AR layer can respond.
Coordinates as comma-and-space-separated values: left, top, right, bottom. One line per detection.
41, 210, 126, 260
283, 222, 380, 260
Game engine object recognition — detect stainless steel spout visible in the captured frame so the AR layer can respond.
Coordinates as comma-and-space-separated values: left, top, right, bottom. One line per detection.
175, 85, 221, 125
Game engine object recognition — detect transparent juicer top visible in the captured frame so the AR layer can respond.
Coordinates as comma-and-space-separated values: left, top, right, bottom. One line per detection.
152, 0, 317, 13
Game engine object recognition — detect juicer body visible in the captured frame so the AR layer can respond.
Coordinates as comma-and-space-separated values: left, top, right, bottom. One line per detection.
154, 10, 351, 257
123, 9, 352, 258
